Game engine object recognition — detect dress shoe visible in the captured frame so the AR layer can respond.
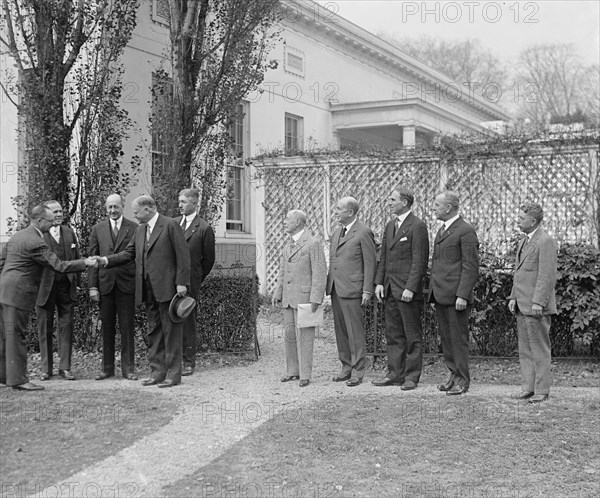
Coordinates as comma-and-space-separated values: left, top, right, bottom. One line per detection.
299, 379, 310, 388
13, 382, 44, 391
372, 377, 403, 387
401, 380, 418, 391
141, 377, 162, 386
158, 379, 179, 388
59, 370, 75, 380
446, 385, 468, 396
281, 375, 300, 382
123, 373, 139, 381
510, 391, 534, 400
182, 366, 194, 376
0, 382, 8, 388
95, 372, 114, 381
39, 373, 52, 381
437, 380, 454, 391
332, 373, 351, 382
528, 394, 549, 403
346, 377, 362, 387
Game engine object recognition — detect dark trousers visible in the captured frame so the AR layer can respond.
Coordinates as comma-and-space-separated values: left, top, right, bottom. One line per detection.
435, 302, 471, 387
37, 280, 74, 374
0, 303, 30, 386
331, 288, 366, 379
100, 287, 135, 376
182, 307, 198, 368
384, 291, 423, 383
144, 279, 182, 383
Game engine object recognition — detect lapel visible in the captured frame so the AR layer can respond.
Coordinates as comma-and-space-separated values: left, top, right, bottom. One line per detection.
185, 214, 198, 241
147, 215, 163, 251
288, 231, 308, 261
390, 213, 413, 250
337, 221, 357, 251
115, 222, 131, 250
436, 218, 460, 244
516, 230, 540, 269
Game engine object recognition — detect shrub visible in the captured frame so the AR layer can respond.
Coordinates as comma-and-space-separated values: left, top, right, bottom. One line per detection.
554, 243, 600, 356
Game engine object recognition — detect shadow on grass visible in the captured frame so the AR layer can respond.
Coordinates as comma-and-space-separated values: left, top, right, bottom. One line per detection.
164, 391, 600, 497
0, 387, 174, 492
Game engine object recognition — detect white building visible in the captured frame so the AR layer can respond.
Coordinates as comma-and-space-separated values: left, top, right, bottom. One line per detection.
1, 0, 508, 287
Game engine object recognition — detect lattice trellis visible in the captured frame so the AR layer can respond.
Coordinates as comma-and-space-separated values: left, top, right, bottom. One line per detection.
258, 144, 599, 295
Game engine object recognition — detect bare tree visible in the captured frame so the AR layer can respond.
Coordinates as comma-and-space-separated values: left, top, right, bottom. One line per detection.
0, 0, 139, 216
153, 0, 280, 219
517, 43, 599, 124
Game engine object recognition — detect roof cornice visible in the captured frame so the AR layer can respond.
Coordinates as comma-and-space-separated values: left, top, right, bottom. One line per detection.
279, 0, 509, 121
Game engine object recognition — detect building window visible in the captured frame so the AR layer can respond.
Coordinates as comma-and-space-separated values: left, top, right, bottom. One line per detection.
284, 113, 303, 155
151, 72, 173, 177
284, 46, 305, 78
226, 103, 248, 232
152, 0, 169, 25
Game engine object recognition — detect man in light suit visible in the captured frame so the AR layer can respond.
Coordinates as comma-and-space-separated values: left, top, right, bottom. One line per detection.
374, 187, 429, 390
326, 196, 377, 387
508, 203, 557, 403
97, 195, 190, 388
0, 204, 95, 390
88, 194, 138, 381
429, 191, 479, 396
173, 188, 215, 376
272, 210, 327, 387
36, 200, 82, 381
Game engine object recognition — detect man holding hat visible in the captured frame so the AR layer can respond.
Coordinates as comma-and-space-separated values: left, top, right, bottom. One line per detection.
97, 195, 190, 388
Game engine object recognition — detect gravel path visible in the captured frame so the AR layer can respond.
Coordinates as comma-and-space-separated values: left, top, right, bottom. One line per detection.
44, 317, 599, 497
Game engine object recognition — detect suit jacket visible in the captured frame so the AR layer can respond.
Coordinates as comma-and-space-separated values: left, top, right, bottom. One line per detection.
173, 214, 215, 297
274, 231, 327, 308
105, 214, 190, 305
508, 228, 557, 315
0, 226, 86, 311
429, 217, 479, 305
88, 217, 138, 295
36, 226, 81, 306
326, 220, 377, 299
375, 212, 429, 299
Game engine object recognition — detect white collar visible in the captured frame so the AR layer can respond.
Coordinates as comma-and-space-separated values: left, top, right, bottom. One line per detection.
396, 211, 410, 225
444, 214, 460, 231
343, 218, 357, 232
182, 213, 196, 225
33, 226, 44, 238
527, 227, 540, 241
292, 229, 305, 242
111, 216, 123, 229
147, 212, 159, 231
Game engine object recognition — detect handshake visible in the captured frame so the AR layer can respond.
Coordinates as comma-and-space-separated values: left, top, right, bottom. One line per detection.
84, 256, 107, 267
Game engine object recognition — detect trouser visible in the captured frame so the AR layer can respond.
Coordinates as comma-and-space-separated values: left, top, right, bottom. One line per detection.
517, 312, 552, 395
435, 302, 471, 387
100, 287, 135, 376
282, 306, 316, 380
0, 303, 31, 386
331, 289, 366, 379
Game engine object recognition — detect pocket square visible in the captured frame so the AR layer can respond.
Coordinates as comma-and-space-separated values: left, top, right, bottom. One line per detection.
71, 243, 77, 248
399, 237, 408, 242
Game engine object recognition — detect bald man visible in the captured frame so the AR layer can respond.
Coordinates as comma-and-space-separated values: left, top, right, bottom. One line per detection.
88, 194, 139, 381
326, 196, 377, 387
429, 191, 479, 396
98, 196, 190, 388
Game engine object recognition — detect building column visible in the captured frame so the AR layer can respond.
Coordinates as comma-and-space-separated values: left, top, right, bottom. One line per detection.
402, 125, 416, 148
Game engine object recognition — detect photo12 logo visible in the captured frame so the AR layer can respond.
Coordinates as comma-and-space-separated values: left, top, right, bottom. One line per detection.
401, 1, 540, 24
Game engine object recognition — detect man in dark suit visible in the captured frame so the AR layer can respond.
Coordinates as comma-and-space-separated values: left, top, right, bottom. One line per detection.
173, 188, 215, 376
373, 187, 429, 390
0, 204, 95, 390
508, 203, 557, 403
88, 194, 138, 381
98, 195, 190, 388
326, 196, 377, 387
36, 200, 82, 381
429, 191, 479, 396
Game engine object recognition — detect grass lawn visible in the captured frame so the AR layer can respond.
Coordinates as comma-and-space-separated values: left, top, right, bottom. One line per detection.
0, 387, 174, 490
165, 390, 600, 497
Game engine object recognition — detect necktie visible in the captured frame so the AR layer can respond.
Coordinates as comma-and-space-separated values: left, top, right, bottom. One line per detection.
181, 218, 187, 232
341, 226, 347, 239
113, 221, 119, 240
51, 227, 60, 243
438, 225, 446, 238
394, 219, 401, 236
146, 224, 151, 242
